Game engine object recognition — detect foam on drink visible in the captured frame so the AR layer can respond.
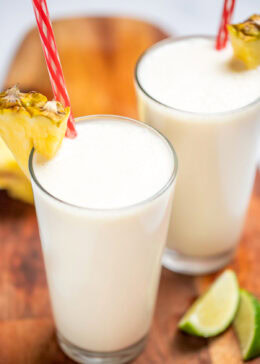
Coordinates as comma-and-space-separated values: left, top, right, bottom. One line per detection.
138, 37, 260, 113
34, 118, 173, 209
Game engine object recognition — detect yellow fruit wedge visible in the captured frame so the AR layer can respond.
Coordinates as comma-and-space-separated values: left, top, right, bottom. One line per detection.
0, 86, 70, 178
0, 137, 33, 203
228, 14, 260, 69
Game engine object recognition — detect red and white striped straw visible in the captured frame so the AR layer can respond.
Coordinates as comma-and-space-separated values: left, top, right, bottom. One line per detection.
216, 0, 236, 50
32, 0, 77, 138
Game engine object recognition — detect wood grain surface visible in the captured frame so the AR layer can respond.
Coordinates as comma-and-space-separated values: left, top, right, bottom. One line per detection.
1, 16, 260, 364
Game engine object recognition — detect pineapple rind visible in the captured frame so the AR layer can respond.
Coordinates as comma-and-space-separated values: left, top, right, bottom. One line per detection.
228, 14, 260, 69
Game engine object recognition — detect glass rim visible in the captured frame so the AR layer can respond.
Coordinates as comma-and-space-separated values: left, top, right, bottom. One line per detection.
135, 35, 260, 116
29, 114, 178, 212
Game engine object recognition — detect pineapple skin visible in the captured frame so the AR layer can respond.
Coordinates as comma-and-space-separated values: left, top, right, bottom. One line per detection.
228, 14, 260, 69
0, 87, 70, 178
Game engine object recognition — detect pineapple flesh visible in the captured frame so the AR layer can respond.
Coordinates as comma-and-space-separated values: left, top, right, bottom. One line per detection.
228, 14, 260, 69
0, 137, 33, 203
0, 86, 70, 178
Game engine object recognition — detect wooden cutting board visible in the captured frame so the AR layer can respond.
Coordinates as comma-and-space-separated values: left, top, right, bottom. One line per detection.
1, 16, 260, 364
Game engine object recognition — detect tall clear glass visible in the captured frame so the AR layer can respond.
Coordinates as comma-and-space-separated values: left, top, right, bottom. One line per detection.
135, 36, 260, 275
29, 115, 177, 364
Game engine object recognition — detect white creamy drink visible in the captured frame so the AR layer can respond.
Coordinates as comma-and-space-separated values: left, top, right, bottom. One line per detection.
136, 37, 260, 274
30, 116, 176, 362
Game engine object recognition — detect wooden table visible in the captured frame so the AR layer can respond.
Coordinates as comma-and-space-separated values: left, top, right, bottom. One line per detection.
1, 17, 260, 364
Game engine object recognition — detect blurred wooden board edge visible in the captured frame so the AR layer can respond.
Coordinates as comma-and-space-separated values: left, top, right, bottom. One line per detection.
3, 16, 169, 119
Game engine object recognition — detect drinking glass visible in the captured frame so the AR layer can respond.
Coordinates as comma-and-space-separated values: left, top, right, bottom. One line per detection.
135, 37, 260, 275
29, 115, 177, 364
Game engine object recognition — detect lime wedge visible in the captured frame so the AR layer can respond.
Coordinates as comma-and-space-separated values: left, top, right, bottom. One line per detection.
234, 289, 260, 360
179, 270, 239, 337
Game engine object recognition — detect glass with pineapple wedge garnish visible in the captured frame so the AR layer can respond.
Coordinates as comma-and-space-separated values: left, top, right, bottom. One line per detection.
0, 83, 178, 364
135, 12, 260, 275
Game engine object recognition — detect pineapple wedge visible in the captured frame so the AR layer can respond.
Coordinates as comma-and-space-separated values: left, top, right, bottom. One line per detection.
228, 14, 260, 69
0, 86, 70, 178
0, 137, 33, 203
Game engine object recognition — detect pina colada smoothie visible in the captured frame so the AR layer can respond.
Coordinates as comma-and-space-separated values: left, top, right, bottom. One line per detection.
136, 37, 260, 274
30, 116, 176, 357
